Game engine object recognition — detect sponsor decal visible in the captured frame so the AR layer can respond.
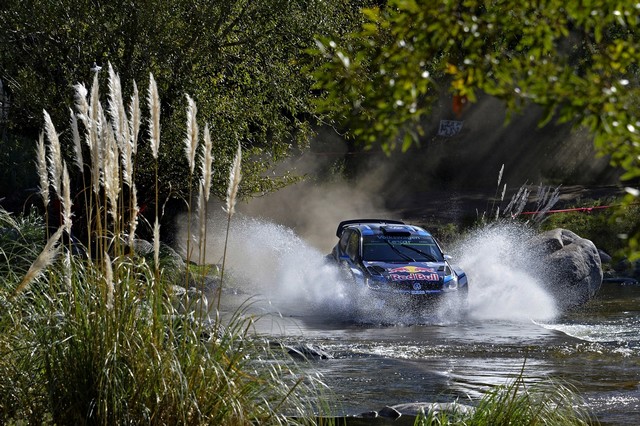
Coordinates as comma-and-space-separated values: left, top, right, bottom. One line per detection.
387, 266, 434, 274
375, 235, 425, 242
390, 273, 439, 282
438, 120, 464, 137
386, 266, 439, 282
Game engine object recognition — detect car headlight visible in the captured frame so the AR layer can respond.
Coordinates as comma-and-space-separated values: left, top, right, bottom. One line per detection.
365, 276, 384, 289
444, 274, 458, 290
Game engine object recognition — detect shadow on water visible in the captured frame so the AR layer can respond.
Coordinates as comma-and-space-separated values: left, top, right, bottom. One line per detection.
208, 216, 639, 425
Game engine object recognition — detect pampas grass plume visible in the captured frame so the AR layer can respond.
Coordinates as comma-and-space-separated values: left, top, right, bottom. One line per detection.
89, 74, 101, 194
73, 83, 89, 123
225, 142, 242, 216
147, 73, 160, 159
62, 162, 73, 234
44, 110, 62, 198
70, 108, 83, 171
201, 123, 213, 202
89, 73, 100, 133
13, 226, 64, 297
36, 132, 49, 209
129, 81, 141, 155
108, 64, 134, 186
184, 95, 199, 174
63, 251, 72, 290
128, 184, 139, 248
108, 63, 127, 148
103, 123, 120, 221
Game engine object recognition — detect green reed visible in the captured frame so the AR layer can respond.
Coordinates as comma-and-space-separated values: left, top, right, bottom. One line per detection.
0, 65, 323, 425
411, 368, 597, 426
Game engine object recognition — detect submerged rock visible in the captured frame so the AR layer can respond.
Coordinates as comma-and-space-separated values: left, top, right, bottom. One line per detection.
528, 228, 602, 310
351, 402, 474, 425
356, 411, 378, 418
378, 406, 401, 419
268, 341, 333, 360
285, 343, 333, 360
603, 277, 638, 285
390, 402, 475, 417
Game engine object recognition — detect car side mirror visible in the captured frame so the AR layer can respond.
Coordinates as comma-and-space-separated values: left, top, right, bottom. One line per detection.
444, 254, 453, 261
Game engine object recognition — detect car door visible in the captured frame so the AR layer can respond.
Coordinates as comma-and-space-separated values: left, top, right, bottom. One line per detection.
342, 229, 365, 286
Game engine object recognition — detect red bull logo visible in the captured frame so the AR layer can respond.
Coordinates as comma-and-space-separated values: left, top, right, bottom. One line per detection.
386, 266, 439, 282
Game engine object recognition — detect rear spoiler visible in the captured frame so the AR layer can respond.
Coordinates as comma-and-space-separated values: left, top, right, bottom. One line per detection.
336, 219, 405, 238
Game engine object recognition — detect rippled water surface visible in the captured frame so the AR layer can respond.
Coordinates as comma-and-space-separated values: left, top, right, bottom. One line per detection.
240, 285, 639, 425
214, 218, 640, 425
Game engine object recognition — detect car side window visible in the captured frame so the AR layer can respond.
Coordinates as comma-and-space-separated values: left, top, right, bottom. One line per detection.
346, 231, 360, 261
339, 230, 351, 253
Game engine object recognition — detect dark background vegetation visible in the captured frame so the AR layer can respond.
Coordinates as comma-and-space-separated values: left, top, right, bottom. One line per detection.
0, 0, 373, 221
1, 0, 640, 257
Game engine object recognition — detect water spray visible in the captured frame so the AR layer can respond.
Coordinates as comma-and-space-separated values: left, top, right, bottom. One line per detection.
188, 211, 558, 325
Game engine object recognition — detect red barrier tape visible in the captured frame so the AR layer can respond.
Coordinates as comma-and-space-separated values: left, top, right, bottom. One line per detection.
519, 205, 612, 215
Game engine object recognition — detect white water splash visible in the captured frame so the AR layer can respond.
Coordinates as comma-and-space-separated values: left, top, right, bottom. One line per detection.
228, 216, 476, 323
454, 223, 558, 321
190, 212, 558, 323
197, 212, 351, 316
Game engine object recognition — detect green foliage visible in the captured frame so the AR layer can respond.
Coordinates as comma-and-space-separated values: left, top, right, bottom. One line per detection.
313, 0, 640, 152
311, 0, 640, 254
0, 246, 322, 424
0, 68, 326, 424
410, 370, 594, 426
618, 191, 640, 262
0, 0, 370, 204
0, 134, 39, 201
467, 374, 594, 426
541, 198, 640, 260
0, 208, 44, 283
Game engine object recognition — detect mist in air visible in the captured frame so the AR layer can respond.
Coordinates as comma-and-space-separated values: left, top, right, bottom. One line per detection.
179, 207, 558, 325
176, 124, 562, 324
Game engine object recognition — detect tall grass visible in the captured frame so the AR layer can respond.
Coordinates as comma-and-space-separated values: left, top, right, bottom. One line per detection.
0, 66, 599, 425
468, 374, 595, 426
411, 373, 595, 426
0, 208, 46, 284
477, 165, 561, 227
0, 66, 323, 424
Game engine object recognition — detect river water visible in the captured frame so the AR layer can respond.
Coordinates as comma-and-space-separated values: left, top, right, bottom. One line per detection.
212, 217, 640, 425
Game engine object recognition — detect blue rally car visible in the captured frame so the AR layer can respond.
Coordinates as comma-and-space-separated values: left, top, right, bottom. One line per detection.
329, 219, 468, 308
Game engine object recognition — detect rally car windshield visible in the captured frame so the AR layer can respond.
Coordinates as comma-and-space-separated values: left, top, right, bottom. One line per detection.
362, 235, 444, 262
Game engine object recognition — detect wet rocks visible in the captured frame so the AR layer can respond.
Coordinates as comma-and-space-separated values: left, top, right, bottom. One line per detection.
133, 238, 185, 273
528, 228, 602, 309
377, 406, 401, 419
389, 402, 475, 417
290, 343, 333, 360
170, 284, 209, 314
273, 342, 333, 360
351, 402, 474, 424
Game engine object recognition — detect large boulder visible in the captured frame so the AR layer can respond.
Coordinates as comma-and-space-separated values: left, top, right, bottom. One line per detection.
528, 228, 602, 310
133, 238, 185, 270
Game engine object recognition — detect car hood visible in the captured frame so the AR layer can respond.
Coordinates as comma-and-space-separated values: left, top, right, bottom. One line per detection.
362, 261, 447, 281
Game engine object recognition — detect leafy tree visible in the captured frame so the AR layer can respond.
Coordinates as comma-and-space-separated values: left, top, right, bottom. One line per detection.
0, 0, 370, 212
311, 0, 640, 257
